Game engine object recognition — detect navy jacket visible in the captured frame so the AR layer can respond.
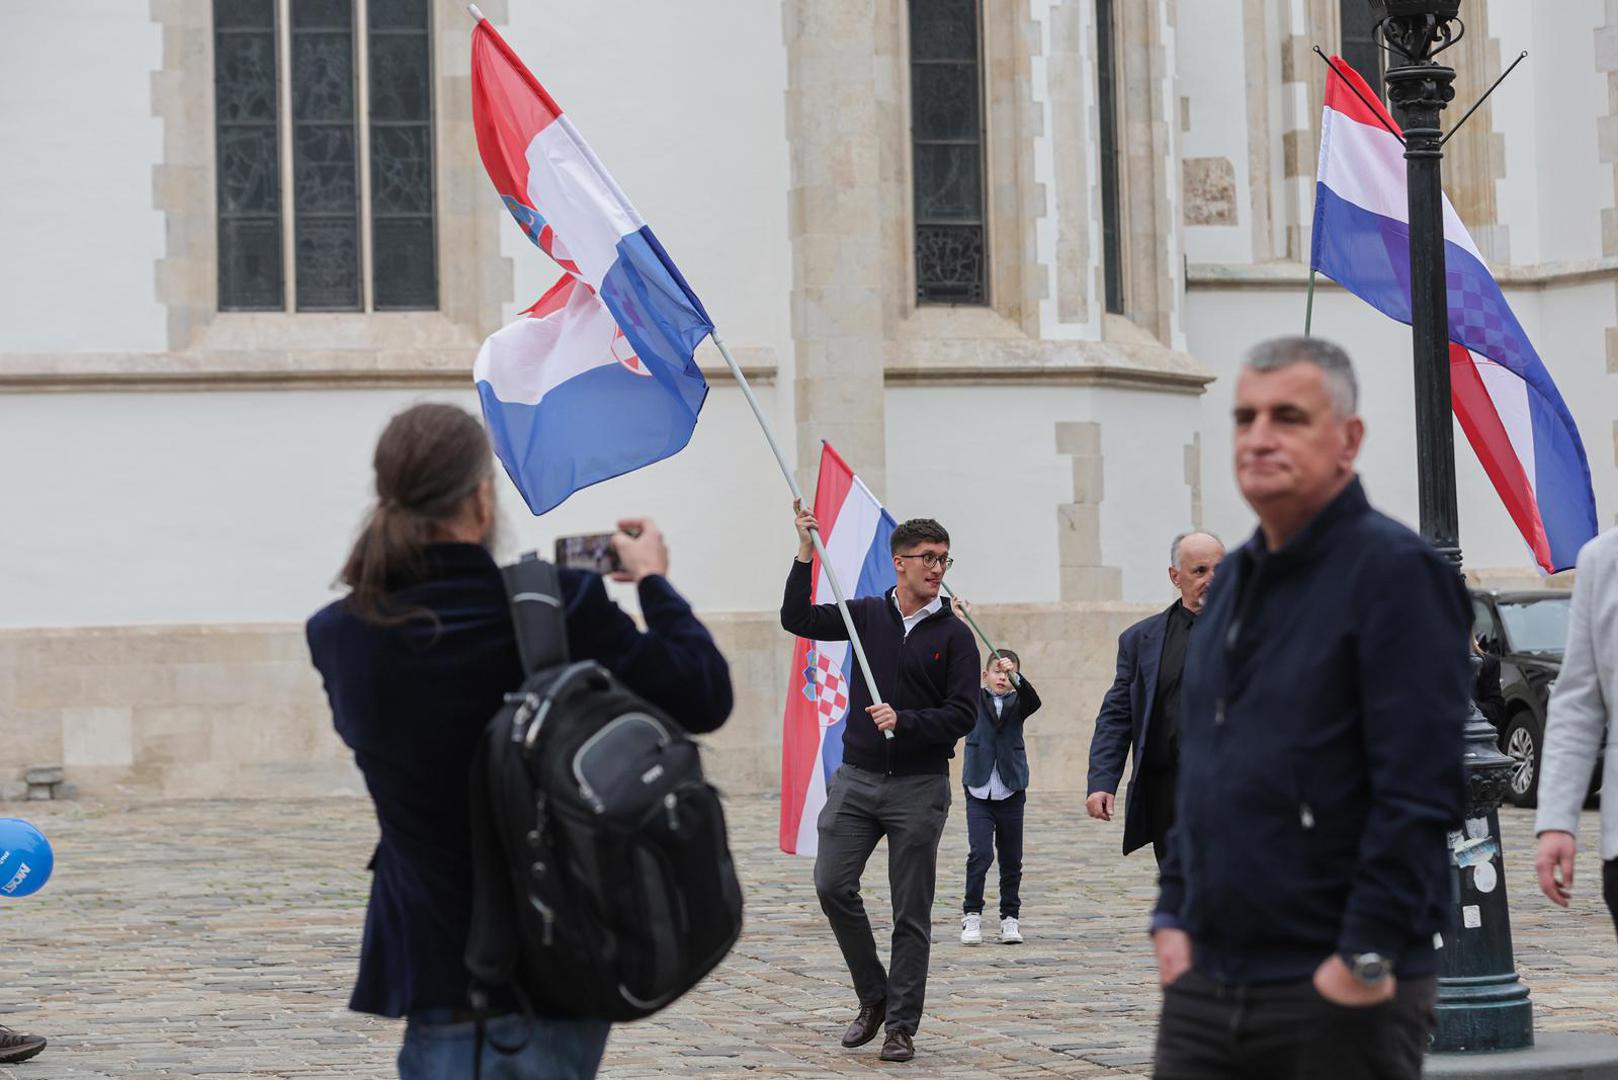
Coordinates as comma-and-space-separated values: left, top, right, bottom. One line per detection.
307, 543, 732, 1018
780, 559, 979, 775
1154, 479, 1468, 983
962, 678, 1042, 792
1086, 603, 1182, 855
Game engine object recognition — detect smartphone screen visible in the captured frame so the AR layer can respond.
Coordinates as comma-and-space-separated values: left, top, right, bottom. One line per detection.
554, 532, 621, 575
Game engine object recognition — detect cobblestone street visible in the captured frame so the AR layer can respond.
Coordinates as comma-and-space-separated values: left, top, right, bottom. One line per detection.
2, 793, 1613, 1078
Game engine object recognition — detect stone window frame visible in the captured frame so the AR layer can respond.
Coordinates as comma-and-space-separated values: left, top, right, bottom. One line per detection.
1284, 0, 1505, 262
150, 0, 511, 377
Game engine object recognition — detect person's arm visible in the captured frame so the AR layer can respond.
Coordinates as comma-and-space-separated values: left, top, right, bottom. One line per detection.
1536, 537, 1609, 903
779, 558, 854, 642
893, 624, 980, 744
1015, 673, 1042, 719
1086, 629, 1138, 796
1336, 542, 1470, 968
562, 522, 733, 735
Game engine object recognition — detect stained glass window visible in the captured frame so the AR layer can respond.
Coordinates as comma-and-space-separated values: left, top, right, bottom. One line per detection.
910, 0, 986, 305
1096, 0, 1125, 315
214, 0, 284, 311
368, 0, 437, 309
291, 0, 361, 310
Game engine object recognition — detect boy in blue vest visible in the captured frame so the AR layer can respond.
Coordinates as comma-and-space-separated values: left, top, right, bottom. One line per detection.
959, 648, 1041, 945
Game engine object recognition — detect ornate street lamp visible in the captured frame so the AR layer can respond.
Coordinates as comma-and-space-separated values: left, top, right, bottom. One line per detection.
1369, 0, 1532, 1053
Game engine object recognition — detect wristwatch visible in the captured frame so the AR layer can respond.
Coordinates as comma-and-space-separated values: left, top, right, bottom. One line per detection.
1347, 952, 1391, 985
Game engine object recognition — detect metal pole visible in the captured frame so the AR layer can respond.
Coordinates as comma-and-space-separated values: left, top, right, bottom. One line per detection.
1377, 1, 1530, 1052
709, 331, 893, 738
939, 583, 1021, 688
1304, 269, 1318, 337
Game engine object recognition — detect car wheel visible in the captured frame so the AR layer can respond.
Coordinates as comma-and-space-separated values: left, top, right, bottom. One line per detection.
1502, 713, 1541, 809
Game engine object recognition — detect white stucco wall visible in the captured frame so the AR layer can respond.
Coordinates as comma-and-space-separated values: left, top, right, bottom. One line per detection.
885, 383, 1200, 607
1176, 0, 1254, 266
0, 383, 788, 628
0, 2, 167, 353
1185, 284, 1615, 572
1523, 0, 1610, 265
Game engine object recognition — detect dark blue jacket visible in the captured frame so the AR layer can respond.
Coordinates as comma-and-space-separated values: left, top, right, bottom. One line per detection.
1086, 603, 1181, 854
780, 559, 979, 775
306, 543, 732, 1018
1155, 479, 1468, 983
962, 678, 1042, 792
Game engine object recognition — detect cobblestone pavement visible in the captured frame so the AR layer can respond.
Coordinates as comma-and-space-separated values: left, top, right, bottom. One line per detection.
1, 793, 1613, 1078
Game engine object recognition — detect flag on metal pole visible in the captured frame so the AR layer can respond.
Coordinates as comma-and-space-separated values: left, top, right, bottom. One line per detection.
468, 14, 711, 514
780, 444, 896, 856
1311, 57, 1597, 573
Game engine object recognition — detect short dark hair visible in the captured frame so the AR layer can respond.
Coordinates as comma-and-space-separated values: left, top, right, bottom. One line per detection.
986, 648, 1020, 671
891, 518, 949, 555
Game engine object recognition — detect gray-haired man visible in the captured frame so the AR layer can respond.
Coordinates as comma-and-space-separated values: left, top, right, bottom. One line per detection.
1086, 530, 1225, 864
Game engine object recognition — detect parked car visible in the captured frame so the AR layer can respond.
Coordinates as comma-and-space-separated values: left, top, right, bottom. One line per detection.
1470, 588, 1601, 808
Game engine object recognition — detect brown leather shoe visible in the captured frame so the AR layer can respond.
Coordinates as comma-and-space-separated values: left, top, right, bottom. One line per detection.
879, 1031, 914, 1062
840, 1000, 886, 1048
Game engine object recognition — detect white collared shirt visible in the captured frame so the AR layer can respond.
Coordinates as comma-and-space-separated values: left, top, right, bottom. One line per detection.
968, 694, 1016, 800
893, 592, 944, 638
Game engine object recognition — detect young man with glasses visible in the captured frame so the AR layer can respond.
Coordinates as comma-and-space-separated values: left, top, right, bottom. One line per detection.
782, 505, 980, 1064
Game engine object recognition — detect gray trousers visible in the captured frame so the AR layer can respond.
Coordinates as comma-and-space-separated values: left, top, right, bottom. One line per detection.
813, 764, 951, 1036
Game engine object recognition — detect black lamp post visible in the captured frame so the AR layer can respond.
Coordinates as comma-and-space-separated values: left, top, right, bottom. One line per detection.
1370, 0, 1532, 1053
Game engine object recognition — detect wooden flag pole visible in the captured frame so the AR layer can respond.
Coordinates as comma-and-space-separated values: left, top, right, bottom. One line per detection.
709, 331, 893, 739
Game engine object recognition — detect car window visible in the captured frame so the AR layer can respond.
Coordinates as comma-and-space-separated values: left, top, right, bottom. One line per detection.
1472, 599, 1503, 655
1495, 596, 1571, 656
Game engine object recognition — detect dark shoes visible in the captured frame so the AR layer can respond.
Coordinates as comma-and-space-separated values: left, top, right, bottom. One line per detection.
841, 999, 886, 1048
0, 1024, 46, 1064
879, 1031, 915, 1062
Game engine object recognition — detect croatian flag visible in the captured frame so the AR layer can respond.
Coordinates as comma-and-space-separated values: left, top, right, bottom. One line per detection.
1312, 59, 1597, 573
779, 444, 896, 856
470, 18, 712, 515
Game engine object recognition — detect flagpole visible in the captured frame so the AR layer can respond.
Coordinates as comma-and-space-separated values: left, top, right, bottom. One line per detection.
939, 584, 1021, 689
1304, 269, 1318, 337
710, 331, 894, 739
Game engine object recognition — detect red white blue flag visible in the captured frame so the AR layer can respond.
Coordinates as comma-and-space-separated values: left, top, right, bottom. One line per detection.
1312, 59, 1597, 573
779, 444, 895, 856
470, 18, 711, 514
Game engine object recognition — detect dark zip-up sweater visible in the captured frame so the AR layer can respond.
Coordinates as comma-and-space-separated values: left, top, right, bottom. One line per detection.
1154, 479, 1468, 983
780, 558, 980, 775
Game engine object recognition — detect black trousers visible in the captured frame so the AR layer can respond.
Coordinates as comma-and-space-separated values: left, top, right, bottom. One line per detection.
813, 765, 951, 1037
1605, 858, 1618, 938
1153, 969, 1436, 1080
962, 788, 1025, 918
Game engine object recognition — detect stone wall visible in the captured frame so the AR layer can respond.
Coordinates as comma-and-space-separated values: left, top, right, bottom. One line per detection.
0, 601, 1158, 802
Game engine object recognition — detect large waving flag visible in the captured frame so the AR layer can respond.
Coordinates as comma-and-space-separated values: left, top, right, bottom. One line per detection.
1312, 59, 1598, 573
470, 18, 712, 514
780, 444, 896, 856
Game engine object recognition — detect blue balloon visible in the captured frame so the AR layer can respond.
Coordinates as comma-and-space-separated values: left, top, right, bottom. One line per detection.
0, 819, 53, 898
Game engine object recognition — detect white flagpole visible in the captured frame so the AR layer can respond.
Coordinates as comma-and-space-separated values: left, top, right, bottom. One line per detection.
710, 331, 893, 740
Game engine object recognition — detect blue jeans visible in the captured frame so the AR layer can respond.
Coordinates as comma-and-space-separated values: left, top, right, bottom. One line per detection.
397, 1010, 610, 1080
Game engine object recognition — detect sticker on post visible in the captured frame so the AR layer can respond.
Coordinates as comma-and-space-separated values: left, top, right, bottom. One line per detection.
1463, 904, 1482, 929
1454, 836, 1500, 868
1472, 860, 1498, 894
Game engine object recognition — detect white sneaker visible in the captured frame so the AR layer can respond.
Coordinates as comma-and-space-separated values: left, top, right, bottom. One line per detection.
960, 913, 982, 945
1000, 916, 1023, 944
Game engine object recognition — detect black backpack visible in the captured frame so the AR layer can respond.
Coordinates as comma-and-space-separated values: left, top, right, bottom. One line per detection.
464, 553, 744, 1027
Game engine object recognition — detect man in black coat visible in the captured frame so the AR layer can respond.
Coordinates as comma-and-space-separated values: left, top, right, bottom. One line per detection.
1085, 531, 1224, 863
781, 504, 979, 1065
1150, 338, 1468, 1079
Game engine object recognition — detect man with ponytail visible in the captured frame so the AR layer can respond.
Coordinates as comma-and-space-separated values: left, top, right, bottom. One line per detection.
307, 403, 732, 1079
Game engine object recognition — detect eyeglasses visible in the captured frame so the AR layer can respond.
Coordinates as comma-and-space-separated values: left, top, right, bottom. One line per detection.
896, 553, 955, 570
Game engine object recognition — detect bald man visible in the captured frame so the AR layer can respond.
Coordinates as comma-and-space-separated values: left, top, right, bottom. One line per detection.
1085, 531, 1225, 863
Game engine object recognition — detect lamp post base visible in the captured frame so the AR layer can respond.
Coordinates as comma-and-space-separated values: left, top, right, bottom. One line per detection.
1427, 1032, 1618, 1078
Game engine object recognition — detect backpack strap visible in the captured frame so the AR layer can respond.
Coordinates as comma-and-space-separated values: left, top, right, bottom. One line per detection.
502, 552, 569, 674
